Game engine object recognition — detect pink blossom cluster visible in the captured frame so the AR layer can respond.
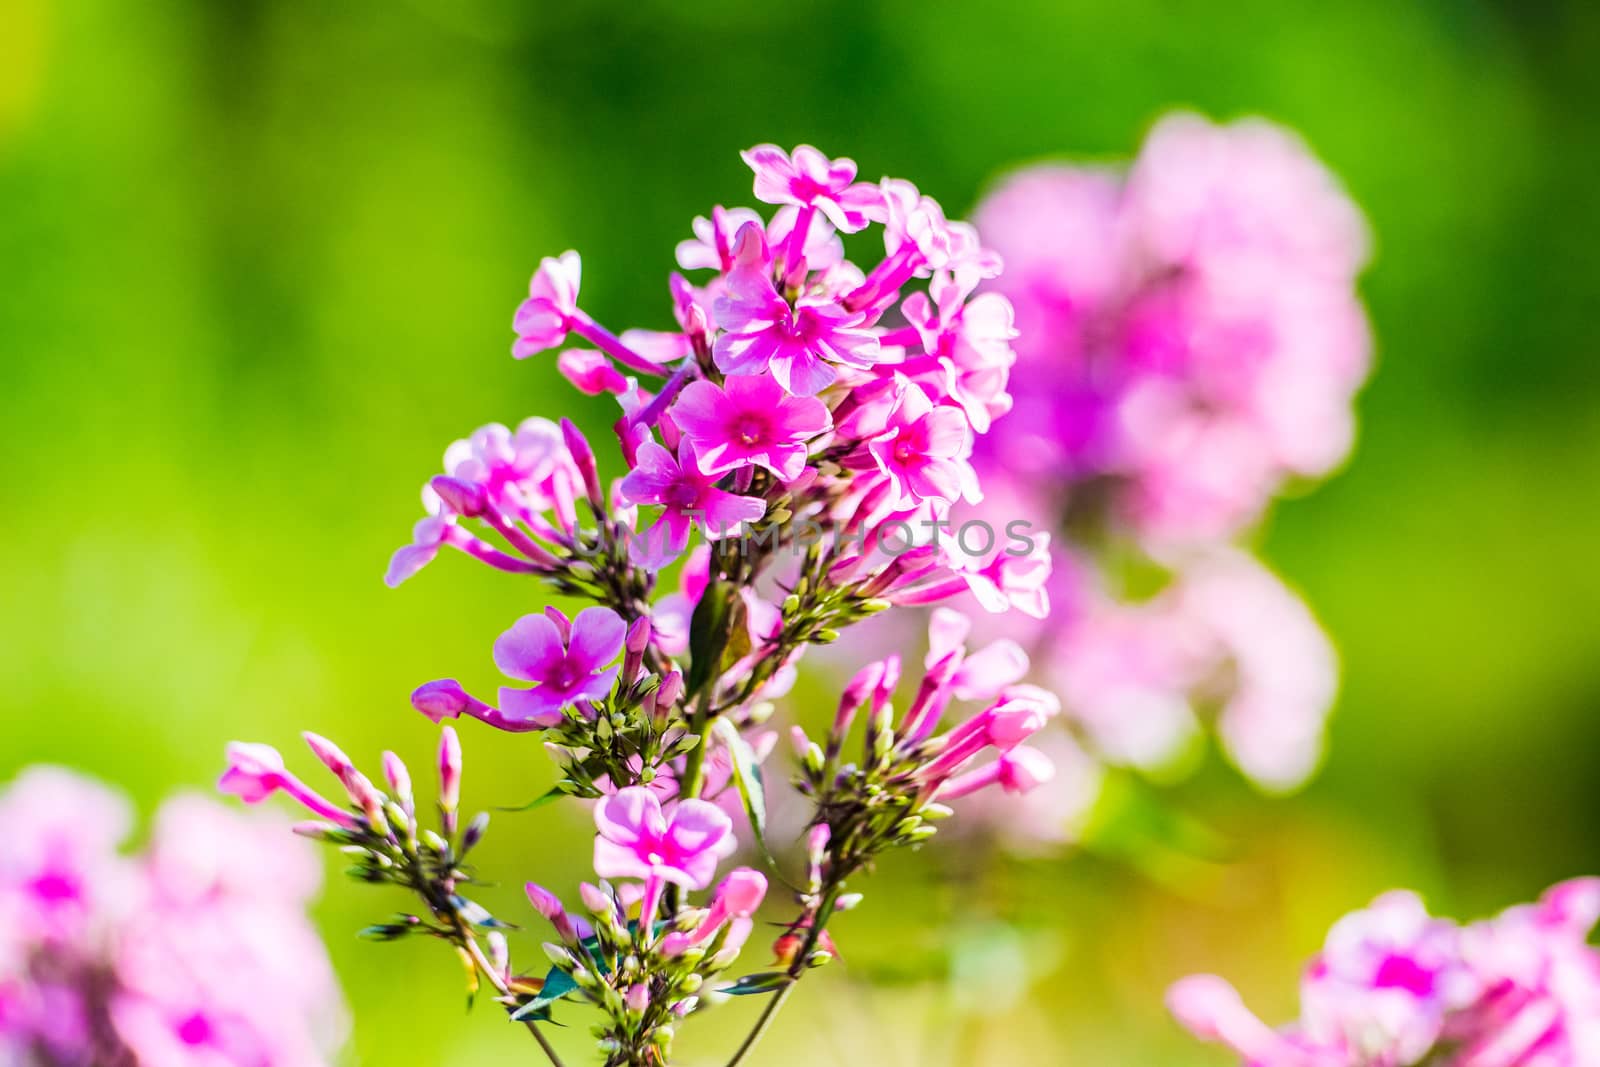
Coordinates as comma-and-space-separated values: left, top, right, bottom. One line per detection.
0, 766, 345, 1066
388, 142, 1048, 624
974, 112, 1370, 544
231, 144, 1063, 1067
928, 112, 1368, 835
1170, 879, 1600, 1066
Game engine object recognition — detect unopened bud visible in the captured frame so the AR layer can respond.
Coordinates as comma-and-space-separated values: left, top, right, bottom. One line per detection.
382, 751, 414, 814
625, 983, 650, 1015
437, 726, 462, 831
542, 943, 577, 969
835, 893, 864, 911
303, 732, 355, 777
561, 418, 605, 511
429, 475, 487, 517
462, 811, 490, 852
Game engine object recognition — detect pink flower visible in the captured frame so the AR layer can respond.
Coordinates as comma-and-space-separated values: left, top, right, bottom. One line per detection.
558, 348, 629, 396
670, 375, 831, 480
618, 441, 766, 564
1168, 975, 1327, 1067
1300, 891, 1476, 1062
959, 531, 1053, 619
493, 606, 626, 725
217, 744, 357, 828
689, 868, 769, 946
741, 144, 875, 233
676, 206, 763, 272
899, 273, 1019, 433
592, 788, 736, 890
932, 745, 1056, 801
512, 251, 582, 358
713, 236, 883, 396
841, 383, 979, 509
0, 767, 132, 938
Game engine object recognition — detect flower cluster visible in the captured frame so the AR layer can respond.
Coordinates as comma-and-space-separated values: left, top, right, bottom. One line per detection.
231, 144, 1057, 1066
1169, 879, 1600, 1066
921, 112, 1369, 843
0, 766, 345, 1066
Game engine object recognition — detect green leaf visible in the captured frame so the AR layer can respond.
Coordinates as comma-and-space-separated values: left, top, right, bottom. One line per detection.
499, 784, 571, 814
712, 719, 776, 871
520, 966, 580, 1016
686, 580, 734, 697
719, 971, 790, 996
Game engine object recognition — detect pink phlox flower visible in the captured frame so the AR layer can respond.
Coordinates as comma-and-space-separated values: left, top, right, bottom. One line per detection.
1299, 891, 1476, 1065
958, 531, 1053, 619
924, 607, 1029, 702
1168, 975, 1332, 1067
558, 348, 630, 396
712, 232, 883, 397
493, 606, 627, 725
217, 744, 356, 829
670, 374, 831, 481
766, 204, 847, 273
840, 382, 979, 509
900, 272, 1019, 432
677, 206, 764, 272
618, 328, 694, 366
512, 250, 582, 358
592, 788, 736, 891
741, 144, 877, 233
440, 418, 576, 522
619, 441, 766, 566
0, 767, 133, 938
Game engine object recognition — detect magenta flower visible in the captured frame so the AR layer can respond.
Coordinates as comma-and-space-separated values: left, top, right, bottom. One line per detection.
493, 607, 627, 726
512, 251, 582, 358
741, 144, 874, 233
898, 272, 1019, 433
712, 237, 882, 396
592, 787, 736, 891
618, 441, 766, 565
670, 375, 831, 480
217, 744, 357, 828
557, 348, 629, 396
676, 205, 763, 272
842, 383, 979, 509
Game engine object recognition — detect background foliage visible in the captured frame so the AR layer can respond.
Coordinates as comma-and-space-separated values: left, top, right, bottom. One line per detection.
3, 1, 1598, 1062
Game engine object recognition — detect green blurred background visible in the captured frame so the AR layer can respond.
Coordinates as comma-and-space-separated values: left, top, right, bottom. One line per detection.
4, 1, 1599, 1063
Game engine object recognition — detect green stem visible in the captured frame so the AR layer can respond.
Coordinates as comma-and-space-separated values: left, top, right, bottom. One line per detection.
721, 981, 798, 1067
461, 930, 568, 1067
721, 883, 844, 1067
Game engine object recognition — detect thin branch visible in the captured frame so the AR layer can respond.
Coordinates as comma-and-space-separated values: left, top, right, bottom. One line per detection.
461, 931, 569, 1067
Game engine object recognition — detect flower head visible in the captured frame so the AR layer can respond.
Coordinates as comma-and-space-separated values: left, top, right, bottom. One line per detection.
618, 441, 765, 565
513, 251, 582, 358
592, 788, 736, 890
741, 144, 875, 233
712, 254, 883, 396
493, 607, 627, 726
670, 375, 831, 481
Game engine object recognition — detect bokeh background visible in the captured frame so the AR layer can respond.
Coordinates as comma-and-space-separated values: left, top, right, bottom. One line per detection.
4, 1, 1599, 1063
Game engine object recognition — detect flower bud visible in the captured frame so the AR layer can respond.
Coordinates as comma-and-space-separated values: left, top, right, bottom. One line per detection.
429, 475, 488, 517
561, 418, 605, 510
438, 726, 463, 827
303, 732, 355, 778
625, 983, 650, 1015
462, 811, 490, 852
382, 751, 414, 815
